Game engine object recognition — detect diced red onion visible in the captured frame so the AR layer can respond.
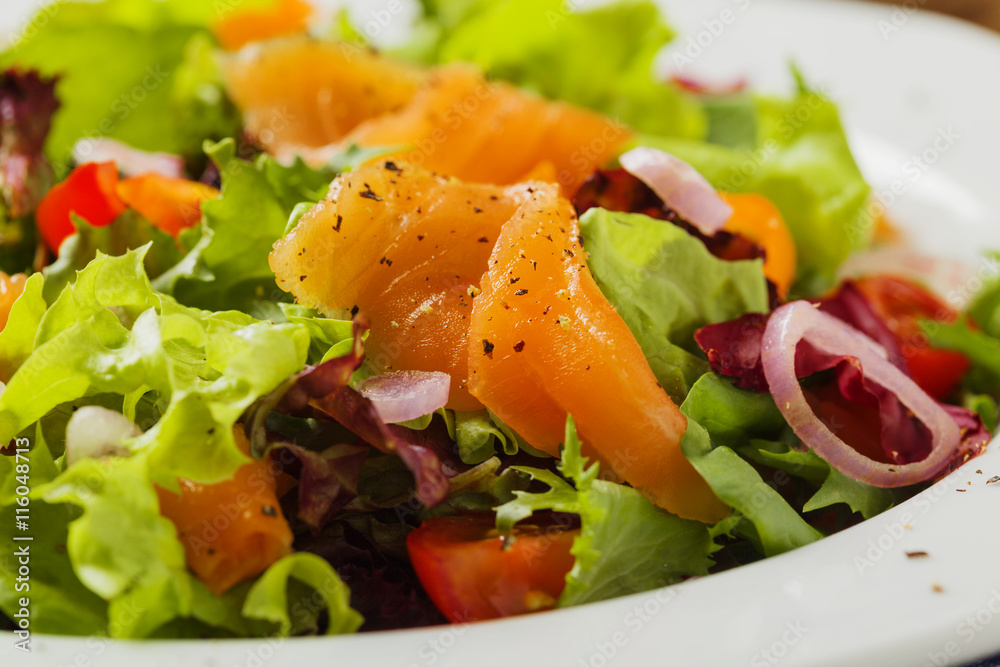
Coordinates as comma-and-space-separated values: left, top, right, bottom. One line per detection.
761, 301, 961, 487
356, 371, 450, 424
65, 406, 142, 466
619, 147, 733, 235
72, 138, 185, 179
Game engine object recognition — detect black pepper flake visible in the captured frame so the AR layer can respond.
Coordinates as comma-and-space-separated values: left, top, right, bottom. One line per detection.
207, 428, 216, 435
360, 184, 383, 201
987, 476, 1000, 484
478, 236, 489, 243
905, 551, 929, 558
351, 305, 359, 317
513, 340, 525, 352
380, 256, 393, 266
482, 339, 495, 358
510, 277, 520, 284
417, 234, 425, 241
261, 505, 278, 517
207, 548, 216, 556
564, 249, 575, 258
384, 161, 402, 173
531, 260, 537, 270
474, 207, 483, 213
299, 275, 307, 282
514, 289, 528, 296
490, 195, 499, 200
585, 365, 590, 370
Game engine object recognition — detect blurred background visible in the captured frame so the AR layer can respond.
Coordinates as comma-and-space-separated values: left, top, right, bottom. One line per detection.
870, 0, 1000, 30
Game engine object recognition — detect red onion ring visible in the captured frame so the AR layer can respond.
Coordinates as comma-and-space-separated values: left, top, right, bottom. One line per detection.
356, 370, 450, 424
619, 146, 733, 235
761, 301, 961, 487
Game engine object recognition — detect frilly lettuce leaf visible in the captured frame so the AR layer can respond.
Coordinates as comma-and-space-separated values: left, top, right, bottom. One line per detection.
0, 248, 310, 488
243, 553, 363, 636
579, 208, 769, 402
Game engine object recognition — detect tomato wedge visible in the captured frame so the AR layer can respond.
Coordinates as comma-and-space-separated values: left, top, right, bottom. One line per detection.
854, 275, 970, 399
407, 515, 579, 623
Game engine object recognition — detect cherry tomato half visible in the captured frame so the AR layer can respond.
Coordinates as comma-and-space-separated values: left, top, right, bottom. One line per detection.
854, 275, 970, 399
407, 515, 579, 623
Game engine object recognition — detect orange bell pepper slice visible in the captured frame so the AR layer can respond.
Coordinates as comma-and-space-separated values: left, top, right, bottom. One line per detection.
0, 272, 27, 333
117, 174, 219, 237
156, 427, 293, 595
213, 0, 314, 51
35, 161, 126, 253
719, 192, 797, 299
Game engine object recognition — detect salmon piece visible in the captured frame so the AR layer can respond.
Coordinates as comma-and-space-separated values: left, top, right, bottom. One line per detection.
221, 38, 424, 151
156, 427, 293, 595
222, 42, 629, 194
467, 188, 728, 523
348, 64, 629, 194
269, 160, 539, 410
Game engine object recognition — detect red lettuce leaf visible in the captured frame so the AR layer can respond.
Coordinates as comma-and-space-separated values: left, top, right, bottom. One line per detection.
0, 69, 59, 217
269, 441, 368, 531
274, 316, 453, 509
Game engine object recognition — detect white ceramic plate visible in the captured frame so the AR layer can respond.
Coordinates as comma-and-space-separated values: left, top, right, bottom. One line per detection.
5, 1, 1000, 666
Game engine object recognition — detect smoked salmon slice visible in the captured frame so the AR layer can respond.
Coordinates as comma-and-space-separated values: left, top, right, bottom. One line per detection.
269, 160, 541, 410
467, 188, 729, 523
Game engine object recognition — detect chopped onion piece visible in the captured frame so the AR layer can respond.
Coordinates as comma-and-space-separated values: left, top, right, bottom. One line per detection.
761, 301, 961, 487
357, 371, 450, 424
619, 146, 733, 235
72, 138, 185, 179
65, 406, 142, 466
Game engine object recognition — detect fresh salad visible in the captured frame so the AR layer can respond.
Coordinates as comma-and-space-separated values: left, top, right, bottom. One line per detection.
2, 0, 999, 640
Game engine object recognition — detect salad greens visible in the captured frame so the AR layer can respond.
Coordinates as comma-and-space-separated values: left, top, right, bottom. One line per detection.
0, 0, 995, 641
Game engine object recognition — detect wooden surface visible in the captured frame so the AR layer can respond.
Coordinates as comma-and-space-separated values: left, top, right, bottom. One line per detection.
868, 0, 1000, 30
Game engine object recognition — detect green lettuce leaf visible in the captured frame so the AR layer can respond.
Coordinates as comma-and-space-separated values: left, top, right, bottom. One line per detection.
495, 417, 714, 607
0, 6, 190, 166
579, 208, 769, 401
0, 273, 45, 382
403, 0, 706, 139
680, 374, 822, 556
